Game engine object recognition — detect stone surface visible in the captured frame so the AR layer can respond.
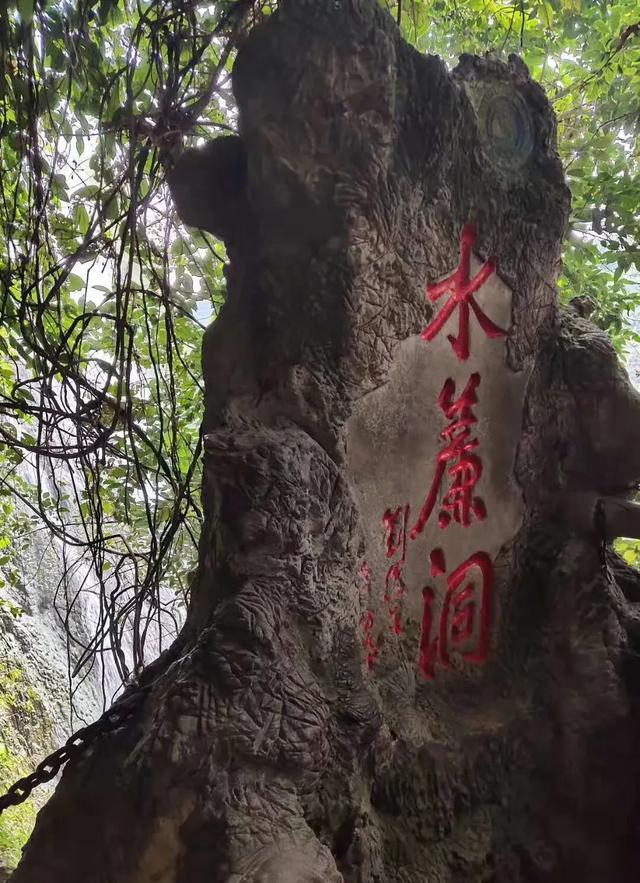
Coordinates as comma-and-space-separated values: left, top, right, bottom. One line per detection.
347, 255, 528, 680
9, 2, 640, 881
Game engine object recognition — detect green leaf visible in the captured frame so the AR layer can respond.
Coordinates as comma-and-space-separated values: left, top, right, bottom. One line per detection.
67, 273, 86, 292
72, 203, 90, 235
17, 0, 34, 25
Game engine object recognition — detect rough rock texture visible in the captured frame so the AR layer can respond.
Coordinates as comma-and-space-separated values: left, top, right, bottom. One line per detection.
1, 497, 116, 745
10, 1, 640, 880
0, 474, 180, 870
0, 466, 122, 871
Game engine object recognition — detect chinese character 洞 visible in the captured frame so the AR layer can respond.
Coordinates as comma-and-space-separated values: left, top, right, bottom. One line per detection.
421, 222, 506, 361
410, 373, 486, 539
418, 550, 493, 680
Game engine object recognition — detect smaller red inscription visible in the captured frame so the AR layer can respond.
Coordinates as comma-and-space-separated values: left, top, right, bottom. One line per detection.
411, 373, 486, 539
386, 567, 405, 636
361, 609, 380, 669
382, 506, 410, 559
359, 560, 372, 592
421, 222, 506, 361
418, 550, 493, 679
383, 505, 410, 635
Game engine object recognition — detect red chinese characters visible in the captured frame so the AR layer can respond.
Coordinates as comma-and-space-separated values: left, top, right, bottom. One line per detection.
421, 222, 506, 361
410, 373, 486, 539
382, 505, 410, 635
358, 562, 379, 669
419, 550, 493, 680
359, 221, 504, 680
361, 609, 379, 669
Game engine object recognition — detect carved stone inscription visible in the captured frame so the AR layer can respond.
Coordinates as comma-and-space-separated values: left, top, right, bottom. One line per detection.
347, 225, 529, 680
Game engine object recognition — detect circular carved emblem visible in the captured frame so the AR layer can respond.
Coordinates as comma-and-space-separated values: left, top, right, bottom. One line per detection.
478, 90, 534, 171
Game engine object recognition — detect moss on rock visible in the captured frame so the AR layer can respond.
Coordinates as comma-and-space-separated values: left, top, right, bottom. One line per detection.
0, 660, 52, 870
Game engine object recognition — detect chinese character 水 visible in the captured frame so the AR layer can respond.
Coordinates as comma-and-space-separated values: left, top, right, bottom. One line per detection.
421, 222, 506, 361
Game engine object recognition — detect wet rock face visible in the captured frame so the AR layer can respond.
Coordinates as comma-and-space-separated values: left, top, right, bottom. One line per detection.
0, 480, 113, 869
0, 464, 181, 870
10, 2, 640, 882
1, 462, 178, 751
1, 516, 114, 747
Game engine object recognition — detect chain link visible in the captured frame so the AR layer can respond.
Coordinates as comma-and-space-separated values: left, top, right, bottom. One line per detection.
0, 686, 150, 816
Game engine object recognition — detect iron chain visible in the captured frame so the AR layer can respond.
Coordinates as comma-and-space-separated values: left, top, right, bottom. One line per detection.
0, 686, 150, 815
